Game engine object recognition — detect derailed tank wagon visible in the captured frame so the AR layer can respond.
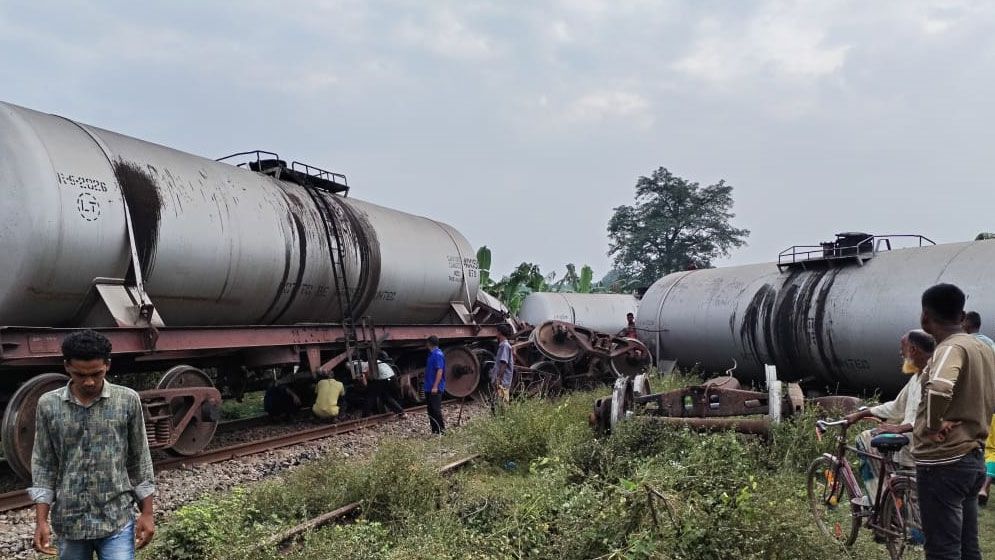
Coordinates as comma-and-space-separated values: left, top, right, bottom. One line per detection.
519, 292, 640, 335
636, 233, 995, 396
0, 101, 505, 479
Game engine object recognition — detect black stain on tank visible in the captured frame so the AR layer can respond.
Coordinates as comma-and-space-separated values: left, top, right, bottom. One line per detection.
739, 284, 776, 368
271, 211, 308, 322
257, 187, 303, 323
113, 161, 161, 280
812, 269, 843, 384
769, 269, 833, 383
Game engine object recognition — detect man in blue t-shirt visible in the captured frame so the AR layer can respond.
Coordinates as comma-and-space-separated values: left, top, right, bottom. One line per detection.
425, 336, 446, 434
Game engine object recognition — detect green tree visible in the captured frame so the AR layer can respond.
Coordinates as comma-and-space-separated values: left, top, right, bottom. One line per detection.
548, 263, 598, 293
607, 167, 749, 289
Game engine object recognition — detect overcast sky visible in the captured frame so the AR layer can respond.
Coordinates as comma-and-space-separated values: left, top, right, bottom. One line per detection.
2, 1, 993, 281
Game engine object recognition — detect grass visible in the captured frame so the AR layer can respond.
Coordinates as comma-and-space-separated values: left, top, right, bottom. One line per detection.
219, 391, 265, 420
144, 376, 995, 560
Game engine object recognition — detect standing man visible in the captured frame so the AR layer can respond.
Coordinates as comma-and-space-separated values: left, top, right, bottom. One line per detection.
425, 336, 446, 434
914, 284, 995, 560
965, 311, 995, 505
31, 330, 155, 559
964, 311, 995, 351
492, 325, 515, 406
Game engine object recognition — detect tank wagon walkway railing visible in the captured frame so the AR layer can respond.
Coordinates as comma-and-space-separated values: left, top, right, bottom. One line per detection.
777, 233, 935, 272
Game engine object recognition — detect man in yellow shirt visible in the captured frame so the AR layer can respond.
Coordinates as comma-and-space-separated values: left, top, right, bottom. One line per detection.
312, 372, 346, 420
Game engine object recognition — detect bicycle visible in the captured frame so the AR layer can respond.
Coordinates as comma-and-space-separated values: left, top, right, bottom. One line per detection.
807, 416, 923, 559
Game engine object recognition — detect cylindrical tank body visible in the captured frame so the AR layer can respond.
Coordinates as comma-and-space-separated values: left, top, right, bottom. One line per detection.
519, 293, 639, 334
0, 101, 478, 326
637, 241, 995, 396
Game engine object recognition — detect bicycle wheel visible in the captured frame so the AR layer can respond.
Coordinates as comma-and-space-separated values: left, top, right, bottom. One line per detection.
879, 477, 923, 560
807, 455, 860, 547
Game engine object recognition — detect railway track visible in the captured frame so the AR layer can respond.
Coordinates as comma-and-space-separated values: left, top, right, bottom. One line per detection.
0, 405, 428, 512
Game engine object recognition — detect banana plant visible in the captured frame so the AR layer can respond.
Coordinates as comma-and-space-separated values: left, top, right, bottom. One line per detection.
476, 246, 494, 289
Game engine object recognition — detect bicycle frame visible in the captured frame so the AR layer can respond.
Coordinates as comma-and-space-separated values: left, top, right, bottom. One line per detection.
819, 421, 913, 540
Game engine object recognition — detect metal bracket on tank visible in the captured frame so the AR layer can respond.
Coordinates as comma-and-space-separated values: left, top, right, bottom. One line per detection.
69, 278, 165, 328
61, 119, 161, 327
450, 302, 475, 325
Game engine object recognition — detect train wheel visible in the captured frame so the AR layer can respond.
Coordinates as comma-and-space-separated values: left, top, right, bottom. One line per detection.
632, 374, 651, 397
2, 373, 69, 480
610, 339, 653, 377
590, 396, 612, 433
471, 348, 496, 394
527, 361, 563, 399
444, 347, 480, 398
532, 321, 582, 362
158, 366, 219, 456
609, 376, 633, 431
398, 369, 425, 403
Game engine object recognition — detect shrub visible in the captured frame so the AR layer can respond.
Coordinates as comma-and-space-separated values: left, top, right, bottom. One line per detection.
358, 439, 444, 523
145, 488, 261, 560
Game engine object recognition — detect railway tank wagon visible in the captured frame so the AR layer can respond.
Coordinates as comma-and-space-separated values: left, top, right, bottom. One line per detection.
0, 102, 480, 327
0, 101, 498, 479
519, 293, 639, 335
637, 233, 995, 397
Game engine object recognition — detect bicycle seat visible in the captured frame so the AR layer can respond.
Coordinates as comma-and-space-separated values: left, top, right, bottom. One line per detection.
870, 433, 910, 452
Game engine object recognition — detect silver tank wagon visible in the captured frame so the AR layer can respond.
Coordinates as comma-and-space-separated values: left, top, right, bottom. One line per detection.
636, 234, 993, 396
0, 102, 479, 327
519, 292, 639, 335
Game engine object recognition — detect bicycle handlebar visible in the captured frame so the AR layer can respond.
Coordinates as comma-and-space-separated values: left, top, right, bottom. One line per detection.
815, 418, 849, 433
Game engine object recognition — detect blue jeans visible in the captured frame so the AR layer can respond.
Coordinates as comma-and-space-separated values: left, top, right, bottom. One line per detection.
917, 450, 986, 560
59, 520, 134, 560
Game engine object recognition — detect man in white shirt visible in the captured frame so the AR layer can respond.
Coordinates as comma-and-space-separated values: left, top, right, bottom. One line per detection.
845, 329, 936, 501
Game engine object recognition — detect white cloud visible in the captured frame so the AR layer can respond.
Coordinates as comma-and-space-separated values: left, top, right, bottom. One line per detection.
398, 9, 497, 61
673, 7, 850, 84
550, 20, 572, 43
566, 90, 652, 124
921, 17, 954, 35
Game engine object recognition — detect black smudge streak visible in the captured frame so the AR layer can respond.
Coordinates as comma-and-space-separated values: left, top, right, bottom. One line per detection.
271, 210, 308, 322
812, 269, 843, 387
257, 187, 299, 323
739, 284, 776, 370
113, 161, 161, 280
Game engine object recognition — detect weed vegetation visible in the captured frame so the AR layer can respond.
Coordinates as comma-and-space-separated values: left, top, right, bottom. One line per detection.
145, 374, 994, 559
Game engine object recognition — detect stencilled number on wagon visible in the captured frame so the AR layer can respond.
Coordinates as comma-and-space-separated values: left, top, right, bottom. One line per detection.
58, 172, 108, 192
376, 291, 397, 302
279, 282, 329, 297
76, 193, 101, 222
840, 358, 870, 371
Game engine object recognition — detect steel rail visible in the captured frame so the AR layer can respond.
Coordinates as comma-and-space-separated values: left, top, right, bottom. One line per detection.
0, 405, 430, 512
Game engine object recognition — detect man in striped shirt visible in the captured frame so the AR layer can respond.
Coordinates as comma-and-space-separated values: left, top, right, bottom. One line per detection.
914, 284, 995, 560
